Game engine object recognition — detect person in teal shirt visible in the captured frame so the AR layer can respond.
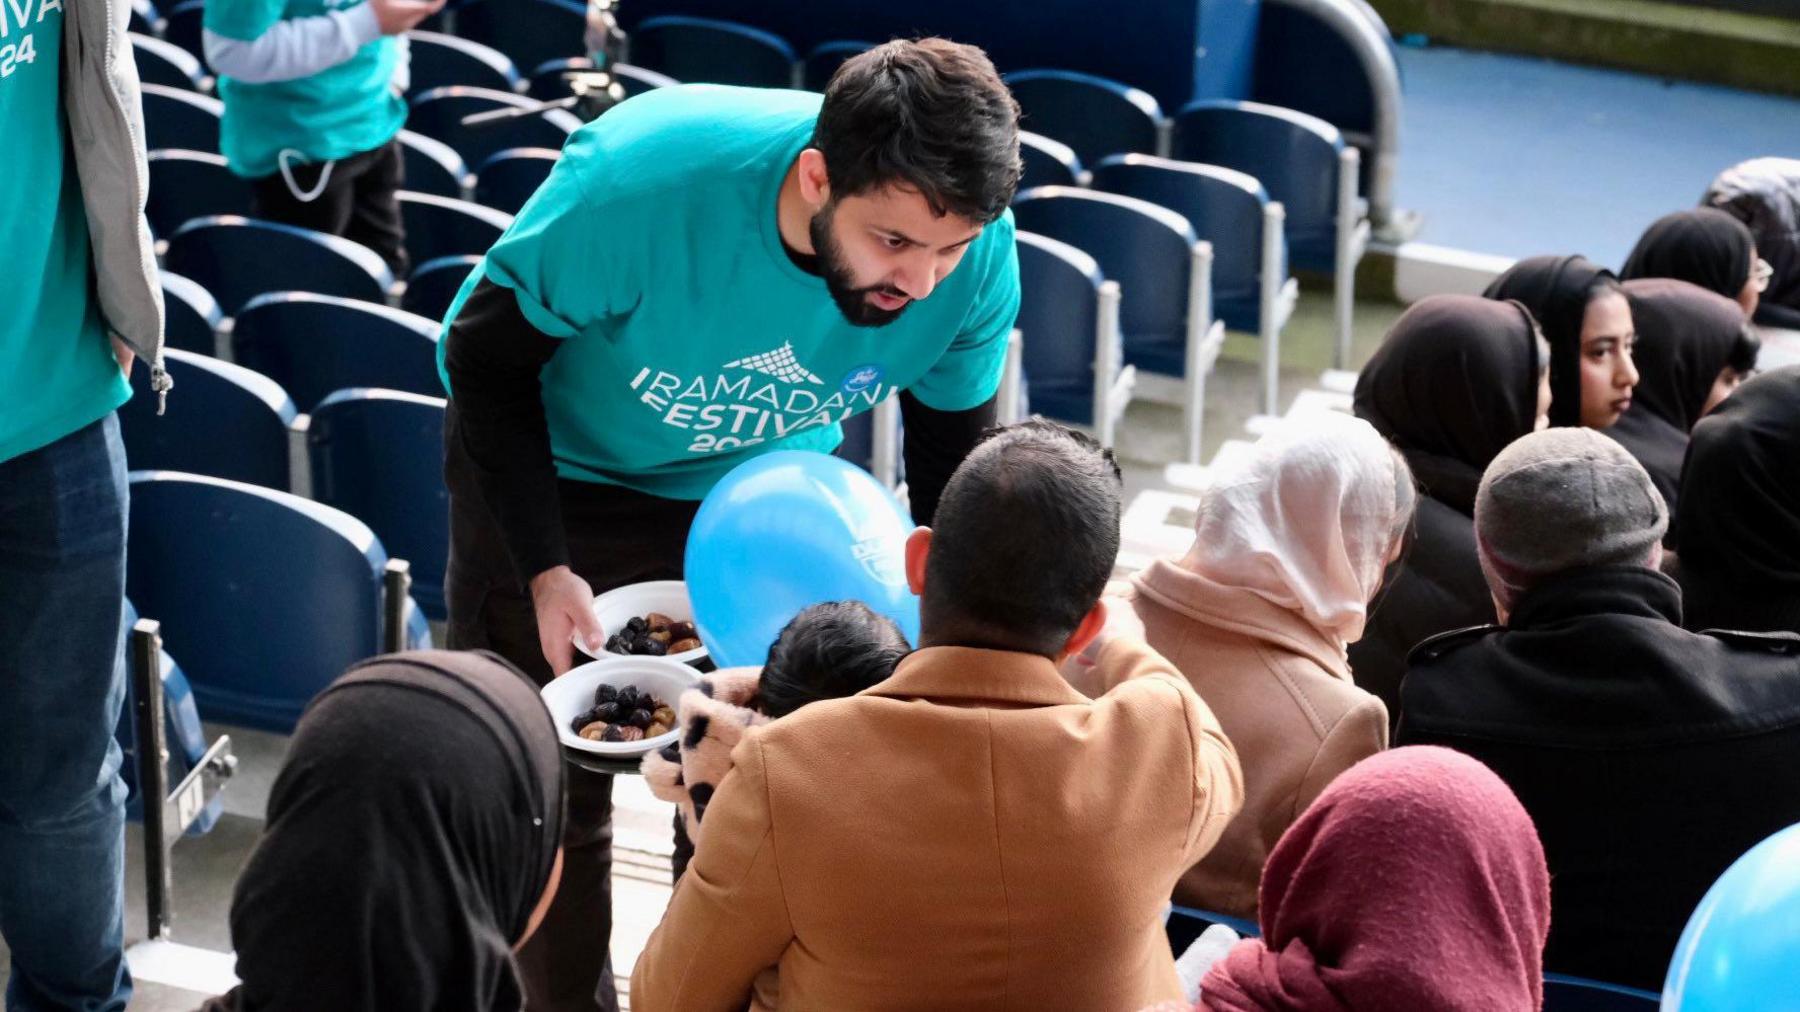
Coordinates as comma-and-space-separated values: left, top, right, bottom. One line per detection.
439, 38, 1022, 1012
203, 0, 441, 274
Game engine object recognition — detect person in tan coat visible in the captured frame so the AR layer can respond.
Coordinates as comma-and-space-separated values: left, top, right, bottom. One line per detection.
1103, 417, 1414, 920
630, 420, 1245, 1011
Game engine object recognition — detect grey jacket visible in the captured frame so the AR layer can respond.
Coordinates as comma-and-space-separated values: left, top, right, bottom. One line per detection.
64, 0, 169, 409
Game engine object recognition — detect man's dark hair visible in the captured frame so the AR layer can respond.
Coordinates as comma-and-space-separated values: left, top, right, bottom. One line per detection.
759, 601, 911, 719
922, 419, 1123, 657
814, 38, 1021, 224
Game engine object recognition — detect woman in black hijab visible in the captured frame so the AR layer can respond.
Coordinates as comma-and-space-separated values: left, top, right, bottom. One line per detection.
201, 650, 566, 1012
1348, 295, 1550, 719
1620, 208, 1764, 318
1484, 254, 1640, 431
1671, 367, 1800, 636
1609, 278, 1758, 517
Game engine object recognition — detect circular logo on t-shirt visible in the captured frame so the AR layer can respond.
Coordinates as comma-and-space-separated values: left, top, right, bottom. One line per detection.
840, 364, 884, 394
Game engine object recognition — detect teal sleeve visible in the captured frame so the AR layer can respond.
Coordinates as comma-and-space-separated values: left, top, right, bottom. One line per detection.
204, 0, 291, 41
908, 220, 1021, 412
480, 163, 634, 340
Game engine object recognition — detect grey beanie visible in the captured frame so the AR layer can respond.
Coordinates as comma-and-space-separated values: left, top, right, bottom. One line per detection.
1474, 428, 1669, 609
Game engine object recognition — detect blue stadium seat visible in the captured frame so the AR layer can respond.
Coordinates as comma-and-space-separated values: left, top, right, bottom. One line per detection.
308, 390, 450, 619
141, 84, 222, 153
119, 349, 297, 490
126, 472, 429, 733
1019, 130, 1083, 190
405, 30, 521, 98
403, 255, 481, 322
397, 129, 473, 200
454, 0, 586, 74
163, 216, 395, 314
160, 271, 224, 357
1012, 186, 1226, 458
1165, 904, 1260, 955
129, 0, 161, 36
146, 149, 252, 238
474, 147, 559, 214
232, 293, 443, 411
629, 16, 797, 89
407, 85, 581, 168
1013, 231, 1131, 447
160, 0, 207, 71
398, 191, 512, 263
1091, 154, 1298, 418
1542, 974, 1660, 1011
131, 33, 208, 93
526, 57, 591, 101
802, 40, 872, 92
115, 599, 219, 836
1171, 100, 1370, 370
613, 63, 679, 96
1004, 69, 1164, 167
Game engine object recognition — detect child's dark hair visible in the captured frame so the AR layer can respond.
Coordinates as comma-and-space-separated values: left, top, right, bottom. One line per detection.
759, 601, 911, 718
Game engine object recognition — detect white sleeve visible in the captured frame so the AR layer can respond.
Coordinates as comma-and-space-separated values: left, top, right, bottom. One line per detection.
203, 2, 383, 84
389, 31, 410, 95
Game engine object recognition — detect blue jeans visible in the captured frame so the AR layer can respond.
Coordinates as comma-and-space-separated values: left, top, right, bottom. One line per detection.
0, 414, 132, 1012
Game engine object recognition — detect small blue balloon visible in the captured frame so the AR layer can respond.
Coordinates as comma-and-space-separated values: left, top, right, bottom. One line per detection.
684, 451, 920, 668
1663, 821, 1800, 1010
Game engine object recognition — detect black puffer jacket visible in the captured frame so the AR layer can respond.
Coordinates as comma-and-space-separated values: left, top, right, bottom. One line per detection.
1704, 157, 1800, 328
1397, 566, 1800, 992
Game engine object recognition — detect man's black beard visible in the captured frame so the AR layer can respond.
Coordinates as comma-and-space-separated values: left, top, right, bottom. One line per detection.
810, 205, 909, 328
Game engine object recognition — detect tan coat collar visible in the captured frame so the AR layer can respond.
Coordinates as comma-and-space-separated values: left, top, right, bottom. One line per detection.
864, 646, 1091, 707
1133, 558, 1352, 678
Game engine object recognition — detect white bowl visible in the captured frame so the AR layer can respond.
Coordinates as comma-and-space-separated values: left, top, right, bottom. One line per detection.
573, 580, 710, 667
541, 656, 699, 757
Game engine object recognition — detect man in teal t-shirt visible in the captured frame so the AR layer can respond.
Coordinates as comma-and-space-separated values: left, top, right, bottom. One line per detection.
203, 0, 440, 274
439, 39, 1022, 1012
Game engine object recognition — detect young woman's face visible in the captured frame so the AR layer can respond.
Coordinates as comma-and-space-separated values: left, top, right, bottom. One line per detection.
1702, 366, 1747, 417
1535, 367, 1553, 431
1578, 290, 1638, 428
1738, 247, 1765, 318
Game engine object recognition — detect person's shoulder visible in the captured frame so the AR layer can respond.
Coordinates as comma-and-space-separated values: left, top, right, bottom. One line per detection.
1697, 627, 1800, 662
1405, 623, 1504, 668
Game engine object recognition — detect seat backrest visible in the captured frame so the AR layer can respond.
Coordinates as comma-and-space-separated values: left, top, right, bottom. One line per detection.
1091, 153, 1270, 301
526, 56, 592, 101
407, 85, 581, 167
630, 16, 797, 89
129, 0, 160, 36
307, 389, 450, 619
146, 149, 252, 238
159, 270, 224, 356
1011, 186, 1194, 345
164, 216, 395, 314
131, 33, 206, 92
474, 147, 560, 215
141, 83, 222, 153
119, 349, 296, 489
232, 292, 443, 411
405, 30, 521, 97
398, 191, 513, 263
1019, 130, 1083, 190
396, 129, 472, 200
161, 0, 207, 70
1541, 974, 1661, 1012
1005, 69, 1164, 166
802, 39, 872, 92
1014, 230, 1104, 405
613, 63, 679, 96
454, 0, 586, 73
126, 471, 390, 732
1170, 99, 1344, 238
402, 255, 482, 322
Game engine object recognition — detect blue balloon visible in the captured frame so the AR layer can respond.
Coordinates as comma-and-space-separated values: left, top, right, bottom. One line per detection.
1663, 821, 1800, 1010
685, 451, 921, 668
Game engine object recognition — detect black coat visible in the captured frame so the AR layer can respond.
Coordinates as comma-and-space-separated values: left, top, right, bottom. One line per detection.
1396, 566, 1800, 992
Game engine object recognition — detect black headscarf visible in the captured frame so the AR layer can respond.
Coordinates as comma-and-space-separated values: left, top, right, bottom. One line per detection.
1620, 278, 1746, 432
1672, 367, 1800, 635
1354, 295, 1543, 515
211, 650, 565, 1012
1483, 255, 1619, 428
1619, 208, 1756, 303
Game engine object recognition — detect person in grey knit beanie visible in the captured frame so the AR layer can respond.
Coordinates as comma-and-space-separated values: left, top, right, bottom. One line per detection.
1474, 428, 1670, 617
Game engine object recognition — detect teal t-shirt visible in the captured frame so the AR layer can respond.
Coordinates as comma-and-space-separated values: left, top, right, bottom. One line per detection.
437, 85, 1021, 501
207, 0, 406, 178
0, 0, 130, 464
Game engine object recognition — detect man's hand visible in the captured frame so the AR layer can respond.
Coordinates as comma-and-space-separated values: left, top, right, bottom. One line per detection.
111, 336, 135, 377
531, 565, 606, 677
370, 0, 446, 36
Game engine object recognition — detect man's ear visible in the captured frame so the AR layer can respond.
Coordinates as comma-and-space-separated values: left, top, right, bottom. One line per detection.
1056, 599, 1108, 664
797, 148, 831, 206
905, 527, 931, 596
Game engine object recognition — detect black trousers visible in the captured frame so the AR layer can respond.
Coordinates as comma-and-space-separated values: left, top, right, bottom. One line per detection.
249, 137, 409, 278
444, 406, 700, 1012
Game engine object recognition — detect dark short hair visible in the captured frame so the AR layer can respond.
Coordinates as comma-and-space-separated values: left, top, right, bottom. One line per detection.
922, 419, 1123, 656
760, 601, 911, 719
1727, 323, 1762, 375
814, 38, 1021, 224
